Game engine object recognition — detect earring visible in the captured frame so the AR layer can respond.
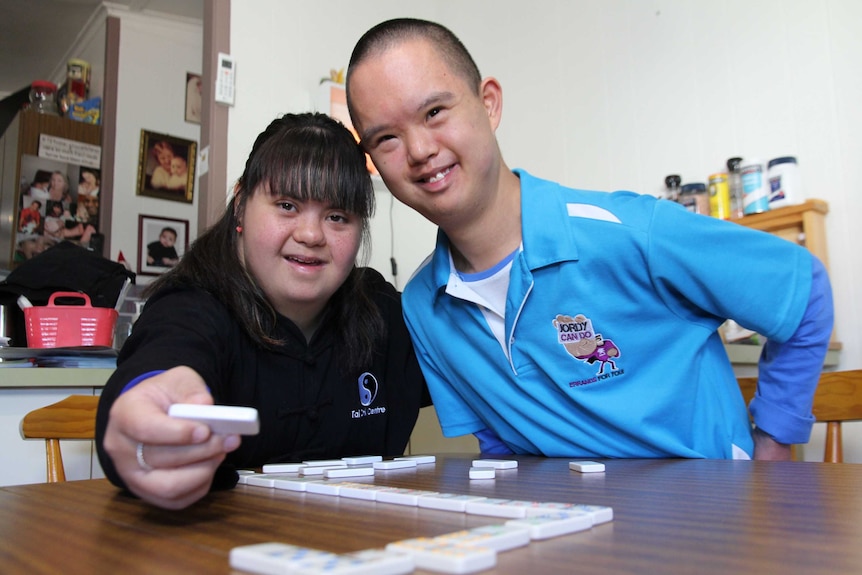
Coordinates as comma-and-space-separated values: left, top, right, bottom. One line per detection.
236, 226, 243, 233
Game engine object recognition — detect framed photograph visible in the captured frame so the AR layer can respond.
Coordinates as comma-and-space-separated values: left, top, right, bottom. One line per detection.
136, 130, 196, 203
137, 214, 189, 276
185, 72, 202, 124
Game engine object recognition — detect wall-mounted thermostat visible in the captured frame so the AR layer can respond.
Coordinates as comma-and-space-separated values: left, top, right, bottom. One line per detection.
215, 52, 235, 105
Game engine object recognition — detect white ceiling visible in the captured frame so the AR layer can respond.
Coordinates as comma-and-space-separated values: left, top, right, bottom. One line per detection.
0, 0, 203, 97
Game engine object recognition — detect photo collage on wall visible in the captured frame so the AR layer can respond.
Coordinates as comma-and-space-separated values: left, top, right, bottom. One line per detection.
14, 154, 101, 264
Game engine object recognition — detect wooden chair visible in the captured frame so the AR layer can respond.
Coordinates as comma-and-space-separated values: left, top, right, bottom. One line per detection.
738, 370, 862, 462
20, 395, 99, 482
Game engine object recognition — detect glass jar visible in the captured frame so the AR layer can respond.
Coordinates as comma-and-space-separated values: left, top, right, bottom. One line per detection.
679, 183, 710, 215
29, 81, 59, 115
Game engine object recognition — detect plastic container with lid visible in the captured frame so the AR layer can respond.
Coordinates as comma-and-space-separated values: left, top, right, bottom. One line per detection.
740, 159, 769, 215
29, 80, 59, 115
708, 172, 731, 220
767, 156, 801, 209
678, 183, 710, 215
726, 157, 745, 219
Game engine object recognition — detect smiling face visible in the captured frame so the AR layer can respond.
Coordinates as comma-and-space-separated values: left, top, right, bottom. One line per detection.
236, 186, 362, 326
49, 172, 68, 200
157, 149, 173, 170
153, 142, 174, 171
170, 157, 187, 177
348, 38, 503, 230
78, 191, 99, 217
81, 170, 97, 187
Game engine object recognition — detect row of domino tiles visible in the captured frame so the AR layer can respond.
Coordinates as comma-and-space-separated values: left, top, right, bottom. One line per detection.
231, 457, 612, 574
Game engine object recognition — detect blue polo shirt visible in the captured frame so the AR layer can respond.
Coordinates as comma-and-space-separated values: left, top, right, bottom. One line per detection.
403, 170, 816, 458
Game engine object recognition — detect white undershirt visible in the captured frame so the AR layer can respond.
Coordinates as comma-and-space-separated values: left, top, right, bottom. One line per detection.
445, 247, 520, 352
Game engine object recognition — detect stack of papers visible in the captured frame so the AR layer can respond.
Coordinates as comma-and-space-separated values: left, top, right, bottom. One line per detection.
0, 346, 117, 368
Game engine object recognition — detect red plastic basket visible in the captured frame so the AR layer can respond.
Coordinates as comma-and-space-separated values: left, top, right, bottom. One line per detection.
24, 291, 118, 348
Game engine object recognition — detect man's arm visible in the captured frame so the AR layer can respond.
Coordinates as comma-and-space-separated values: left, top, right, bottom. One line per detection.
750, 256, 833, 459
475, 427, 514, 455
752, 426, 792, 460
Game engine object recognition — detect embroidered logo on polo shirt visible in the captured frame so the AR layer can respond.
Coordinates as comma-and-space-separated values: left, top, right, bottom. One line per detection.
552, 314, 623, 383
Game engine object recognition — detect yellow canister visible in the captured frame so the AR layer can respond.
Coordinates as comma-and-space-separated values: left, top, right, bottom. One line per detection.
708, 172, 731, 220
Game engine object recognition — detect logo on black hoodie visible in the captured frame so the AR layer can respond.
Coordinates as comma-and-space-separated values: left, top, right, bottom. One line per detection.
358, 372, 378, 406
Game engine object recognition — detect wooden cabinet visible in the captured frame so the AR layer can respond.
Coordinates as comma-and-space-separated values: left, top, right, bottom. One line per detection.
0, 109, 101, 269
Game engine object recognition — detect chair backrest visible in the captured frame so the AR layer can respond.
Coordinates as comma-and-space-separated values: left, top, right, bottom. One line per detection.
20, 394, 99, 482
738, 369, 862, 462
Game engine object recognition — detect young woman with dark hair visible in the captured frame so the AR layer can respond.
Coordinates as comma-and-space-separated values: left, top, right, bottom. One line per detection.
96, 113, 429, 509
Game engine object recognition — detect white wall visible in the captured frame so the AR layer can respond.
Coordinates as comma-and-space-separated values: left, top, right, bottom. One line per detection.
228, 0, 862, 459
226, 1, 441, 290
108, 9, 202, 285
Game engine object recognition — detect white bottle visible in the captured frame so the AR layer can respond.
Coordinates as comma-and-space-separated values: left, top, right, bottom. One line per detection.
767, 156, 801, 209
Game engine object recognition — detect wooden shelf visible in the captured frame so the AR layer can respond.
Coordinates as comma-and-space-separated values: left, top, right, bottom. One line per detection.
725, 341, 842, 367
731, 199, 830, 270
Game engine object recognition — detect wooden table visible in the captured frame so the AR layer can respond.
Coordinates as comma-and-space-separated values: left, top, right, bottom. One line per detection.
1, 455, 860, 574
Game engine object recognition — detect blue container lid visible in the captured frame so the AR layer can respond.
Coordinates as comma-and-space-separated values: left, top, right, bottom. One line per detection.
680, 183, 706, 193
768, 156, 797, 168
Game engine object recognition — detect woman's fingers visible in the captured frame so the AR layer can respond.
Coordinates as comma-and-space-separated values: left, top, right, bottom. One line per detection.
134, 434, 240, 470
102, 366, 247, 509
127, 457, 226, 510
